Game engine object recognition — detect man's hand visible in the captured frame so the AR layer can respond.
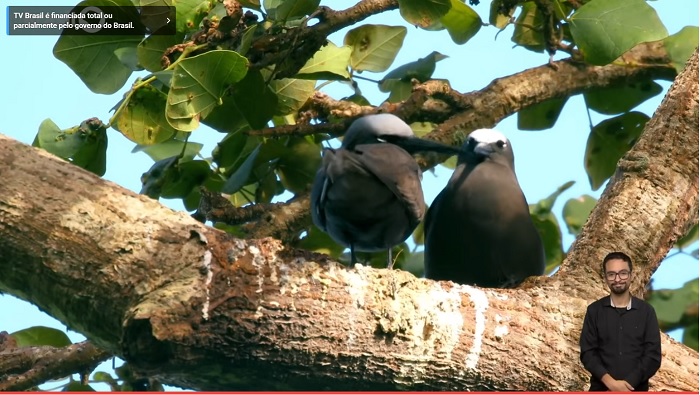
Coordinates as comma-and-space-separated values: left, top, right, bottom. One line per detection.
601, 374, 634, 392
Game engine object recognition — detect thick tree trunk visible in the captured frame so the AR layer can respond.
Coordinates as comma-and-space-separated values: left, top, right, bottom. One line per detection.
0, 52, 697, 391
559, 49, 700, 300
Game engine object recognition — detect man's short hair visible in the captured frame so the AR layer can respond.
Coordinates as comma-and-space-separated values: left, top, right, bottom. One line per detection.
602, 251, 633, 273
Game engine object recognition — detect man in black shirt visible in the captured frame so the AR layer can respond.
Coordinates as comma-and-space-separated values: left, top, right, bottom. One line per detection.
579, 252, 662, 391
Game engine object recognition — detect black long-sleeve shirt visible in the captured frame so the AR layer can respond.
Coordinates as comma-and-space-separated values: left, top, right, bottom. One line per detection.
579, 296, 662, 391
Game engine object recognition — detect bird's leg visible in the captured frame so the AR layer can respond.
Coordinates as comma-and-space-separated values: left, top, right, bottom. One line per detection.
386, 248, 394, 270
350, 245, 357, 265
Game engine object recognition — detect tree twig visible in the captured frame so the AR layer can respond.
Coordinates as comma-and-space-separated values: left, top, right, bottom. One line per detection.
0, 339, 112, 391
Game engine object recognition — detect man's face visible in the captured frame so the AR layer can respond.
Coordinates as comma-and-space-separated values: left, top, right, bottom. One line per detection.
604, 258, 632, 295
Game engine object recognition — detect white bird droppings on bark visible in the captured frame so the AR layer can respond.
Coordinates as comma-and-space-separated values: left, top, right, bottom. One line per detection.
463, 285, 489, 370
201, 250, 213, 320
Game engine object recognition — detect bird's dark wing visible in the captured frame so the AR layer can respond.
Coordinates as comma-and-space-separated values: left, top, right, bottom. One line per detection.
423, 187, 444, 239
310, 148, 336, 231
354, 144, 425, 223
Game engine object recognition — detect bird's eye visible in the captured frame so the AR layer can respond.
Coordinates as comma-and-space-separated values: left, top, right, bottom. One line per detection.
496, 140, 505, 148
377, 138, 387, 143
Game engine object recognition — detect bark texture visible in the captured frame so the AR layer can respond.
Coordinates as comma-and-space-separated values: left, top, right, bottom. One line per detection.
0, 339, 110, 391
559, 49, 700, 300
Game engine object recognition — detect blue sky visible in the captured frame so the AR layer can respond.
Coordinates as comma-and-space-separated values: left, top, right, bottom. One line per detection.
0, 0, 697, 389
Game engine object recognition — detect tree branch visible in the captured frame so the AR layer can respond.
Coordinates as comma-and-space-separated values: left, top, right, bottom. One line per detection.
557, 48, 699, 300
245, 41, 675, 155
0, 339, 111, 391
414, 41, 675, 146
249, 0, 399, 78
195, 188, 311, 244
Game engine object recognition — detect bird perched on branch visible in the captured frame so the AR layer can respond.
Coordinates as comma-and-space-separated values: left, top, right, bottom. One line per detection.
424, 128, 545, 287
311, 114, 461, 268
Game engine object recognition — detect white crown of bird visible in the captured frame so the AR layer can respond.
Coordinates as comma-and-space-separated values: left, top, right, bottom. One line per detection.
469, 128, 509, 146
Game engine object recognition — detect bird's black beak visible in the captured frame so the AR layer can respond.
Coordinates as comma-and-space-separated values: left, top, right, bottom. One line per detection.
381, 135, 463, 156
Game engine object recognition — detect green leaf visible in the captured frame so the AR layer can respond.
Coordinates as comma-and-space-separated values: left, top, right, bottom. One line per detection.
344, 25, 407, 72
205, 70, 278, 132
92, 371, 119, 390
206, 1, 228, 22
569, 0, 668, 65
584, 111, 648, 190
552, 0, 574, 20
159, 160, 212, 199
412, 219, 425, 245
137, 32, 185, 72
139, 0, 178, 31
140, 156, 179, 198
166, 50, 249, 131
511, 2, 545, 52
298, 225, 346, 258
34, 118, 108, 176
153, 70, 173, 87
676, 224, 699, 250
489, 0, 516, 29
584, 81, 663, 115
343, 93, 372, 107
240, 0, 261, 11
92, 371, 116, 383
402, 250, 425, 277
531, 211, 564, 275
223, 144, 262, 193
132, 139, 204, 162
114, 47, 143, 71
256, 169, 282, 203
114, 85, 176, 145
647, 279, 698, 325
53, 0, 143, 94
529, 181, 575, 273
71, 120, 108, 176
174, 0, 214, 33
517, 97, 568, 130
683, 322, 699, 351
276, 137, 322, 194
35, 119, 84, 158
409, 121, 436, 138
11, 326, 72, 348
379, 51, 447, 88
531, 180, 575, 213
237, 24, 259, 55
268, 78, 316, 116
381, 80, 413, 103
378, 52, 447, 102
212, 131, 255, 168
663, 26, 700, 74
397, 0, 451, 28
562, 194, 597, 236
440, 0, 482, 45
296, 41, 352, 80
441, 156, 457, 170
272, 0, 320, 21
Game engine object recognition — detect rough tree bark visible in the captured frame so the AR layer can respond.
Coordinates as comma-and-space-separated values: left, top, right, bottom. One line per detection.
0, 46, 697, 390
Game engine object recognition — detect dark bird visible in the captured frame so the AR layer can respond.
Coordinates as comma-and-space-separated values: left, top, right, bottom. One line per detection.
311, 114, 461, 268
423, 128, 545, 287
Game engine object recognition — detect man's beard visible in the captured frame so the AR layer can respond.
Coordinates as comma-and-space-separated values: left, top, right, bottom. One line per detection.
610, 282, 629, 295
